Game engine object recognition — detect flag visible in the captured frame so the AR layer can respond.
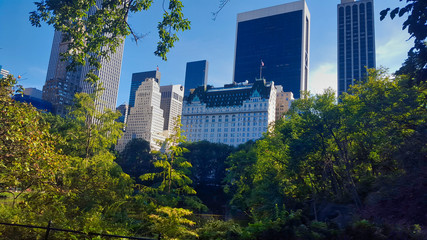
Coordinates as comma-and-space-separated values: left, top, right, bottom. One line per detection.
156, 65, 159, 71
261, 60, 264, 67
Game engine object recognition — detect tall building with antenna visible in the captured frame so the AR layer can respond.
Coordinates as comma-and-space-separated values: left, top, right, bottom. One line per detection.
233, 0, 310, 99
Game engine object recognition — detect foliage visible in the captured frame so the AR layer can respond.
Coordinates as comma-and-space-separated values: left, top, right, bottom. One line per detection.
68, 88, 124, 158
140, 117, 194, 196
0, 75, 64, 207
380, 0, 426, 85
30, 0, 191, 83
0, 76, 138, 239
183, 141, 234, 187
149, 206, 197, 240
241, 210, 338, 240
0, 1, 424, 238
116, 138, 156, 184
344, 220, 425, 240
225, 69, 426, 229
140, 117, 206, 211
223, 141, 258, 216
182, 141, 234, 214
196, 220, 242, 240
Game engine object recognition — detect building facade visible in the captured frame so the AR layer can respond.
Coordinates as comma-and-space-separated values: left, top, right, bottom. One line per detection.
13, 94, 53, 113
181, 79, 276, 146
13, 87, 52, 113
275, 85, 294, 121
42, 2, 125, 116
116, 78, 165, 151
160, 85, 184, 133
184, 60, 208, 98
0, 65, 9, 79
79, 43, 125, 113
233, 0, 310, 99
23, 88, 43, 99
116, 103, 129, 125
337, 0, 376, 96
129, 70, 161, 108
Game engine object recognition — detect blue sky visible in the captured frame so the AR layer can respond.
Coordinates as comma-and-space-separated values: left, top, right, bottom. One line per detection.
0, 0, 411, 106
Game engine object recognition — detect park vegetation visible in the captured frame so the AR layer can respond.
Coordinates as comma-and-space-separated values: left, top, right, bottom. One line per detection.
1, 68, 425, 240
0, 0, 426, 239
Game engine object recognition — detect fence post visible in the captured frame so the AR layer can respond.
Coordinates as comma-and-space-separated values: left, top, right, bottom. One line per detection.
44, 220, 52, 240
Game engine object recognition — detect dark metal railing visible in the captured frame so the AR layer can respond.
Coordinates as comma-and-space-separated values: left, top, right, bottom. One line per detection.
0, 221, 161, 240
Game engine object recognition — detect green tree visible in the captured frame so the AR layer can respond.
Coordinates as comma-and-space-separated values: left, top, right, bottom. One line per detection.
0, 75, 64, 206
149, 206, 198, 240
140, 117, 206, 211
183, 141, 234, 187
141, 117, 195, 196
116, 138, 156, 183
380, 0, 426, 85
225, 69, 427, 227
182, 141, 234, 213
71, 91, 123, 158
30, 0, 191, 83
0, 75, 140, 239
224, 141, 259, 217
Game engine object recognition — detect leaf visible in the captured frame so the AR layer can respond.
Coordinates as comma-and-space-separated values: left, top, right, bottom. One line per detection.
390, 7, 400, 19
379, 8, 390, 21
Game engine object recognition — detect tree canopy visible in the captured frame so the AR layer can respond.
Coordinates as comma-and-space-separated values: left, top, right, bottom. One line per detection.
30, 0, 191, 83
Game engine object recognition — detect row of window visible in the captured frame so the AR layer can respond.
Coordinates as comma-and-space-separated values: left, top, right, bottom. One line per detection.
185, 102, 268, 112
185, 126, 267, 133
186, 133, 263, 143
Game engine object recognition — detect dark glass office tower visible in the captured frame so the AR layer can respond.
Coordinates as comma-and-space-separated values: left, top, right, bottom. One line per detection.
233, 1, 310, 99
184, 60, 208, 98
128, 70, 161, 108
337, 0, 376, 97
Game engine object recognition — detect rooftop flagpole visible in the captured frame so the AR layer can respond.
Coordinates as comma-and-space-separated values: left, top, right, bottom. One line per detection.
260, 59, 264, 79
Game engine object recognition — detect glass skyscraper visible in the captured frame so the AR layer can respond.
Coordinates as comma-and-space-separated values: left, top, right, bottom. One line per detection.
337, 0, 376, 97
128, 70, 161, 108
184, 60, 208, 98
233, 1, 310, 99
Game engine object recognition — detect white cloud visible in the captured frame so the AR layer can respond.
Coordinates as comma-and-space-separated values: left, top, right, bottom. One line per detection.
309, 62, 337, 96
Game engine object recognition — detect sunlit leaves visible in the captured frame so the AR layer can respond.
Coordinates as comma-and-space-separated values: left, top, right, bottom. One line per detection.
30, 0, 191, 75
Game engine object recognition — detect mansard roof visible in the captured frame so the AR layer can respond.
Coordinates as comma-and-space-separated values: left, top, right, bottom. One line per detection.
186, 78, 273, 108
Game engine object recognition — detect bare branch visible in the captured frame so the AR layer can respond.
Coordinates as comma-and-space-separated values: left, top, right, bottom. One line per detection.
212, 0, 231, 21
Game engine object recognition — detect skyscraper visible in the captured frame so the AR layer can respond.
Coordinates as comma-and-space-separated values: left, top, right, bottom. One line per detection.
160, 85, 184, 133
337, 0, 376, 96
79, 43, 125, 113
42, 32, 82, 116
184, 60, 208, 98
116, 78, 165, 151
42, 3, 125, 116
233, 1, 310, 99
128, 70, 161, 108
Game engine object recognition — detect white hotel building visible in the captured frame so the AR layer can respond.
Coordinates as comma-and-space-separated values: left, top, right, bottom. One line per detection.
181, 79, 276, 146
